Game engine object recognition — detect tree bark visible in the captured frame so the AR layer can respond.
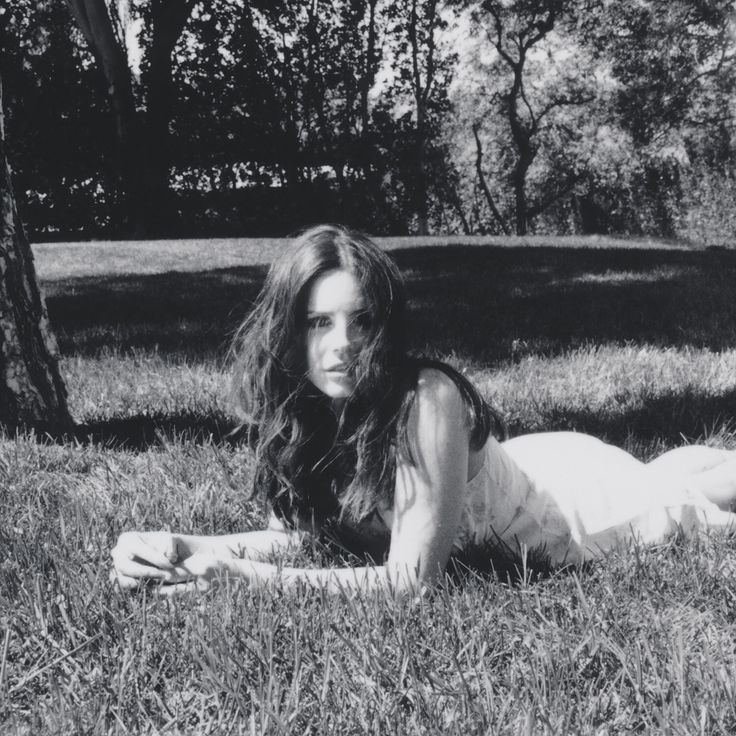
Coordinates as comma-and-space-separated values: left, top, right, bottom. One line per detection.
0, 77, 73, 435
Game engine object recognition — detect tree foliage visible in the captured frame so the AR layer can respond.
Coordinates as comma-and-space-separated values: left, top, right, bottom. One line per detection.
3, 0, 735, 239
463, 0, 597, 234
573, 0, 736, 236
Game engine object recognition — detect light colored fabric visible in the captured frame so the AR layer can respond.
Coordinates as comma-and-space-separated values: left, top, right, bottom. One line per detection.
454, 432, 736, 565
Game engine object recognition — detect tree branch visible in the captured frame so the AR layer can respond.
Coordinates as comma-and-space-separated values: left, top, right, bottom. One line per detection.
409, 0, 422, 112
420, 0, 439, 107
518, 79, 536, 132
472, 123, 510, 235
65, 0, 131, 89
536, 92, 596, 128
524, 2, 557, 49
484, 3, 516, 68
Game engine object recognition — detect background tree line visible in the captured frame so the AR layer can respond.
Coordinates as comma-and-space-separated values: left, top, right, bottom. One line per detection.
2, 0, 735, 241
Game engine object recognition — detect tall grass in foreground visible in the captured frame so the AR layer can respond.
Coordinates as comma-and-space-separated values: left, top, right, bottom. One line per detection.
3, 241, 736, 733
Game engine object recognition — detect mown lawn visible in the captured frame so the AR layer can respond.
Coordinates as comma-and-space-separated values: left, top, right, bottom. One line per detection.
3, 238, 736, 734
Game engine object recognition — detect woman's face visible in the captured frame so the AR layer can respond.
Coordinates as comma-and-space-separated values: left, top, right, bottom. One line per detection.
304, 269, 371, 405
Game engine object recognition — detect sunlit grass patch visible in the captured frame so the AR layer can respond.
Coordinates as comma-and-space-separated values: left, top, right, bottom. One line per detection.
62, 349, 228, 424
475, 344, 736, 450
554, 264, 697, 286
33, 235, 688, 281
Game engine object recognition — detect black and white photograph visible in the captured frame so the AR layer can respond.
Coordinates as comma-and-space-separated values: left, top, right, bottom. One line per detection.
2, 0, 736, 732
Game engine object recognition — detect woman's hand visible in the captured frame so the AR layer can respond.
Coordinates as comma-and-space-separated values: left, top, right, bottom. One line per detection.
110, 528, 293, 593
155, 553, 223, 594
110, 530, 192, 589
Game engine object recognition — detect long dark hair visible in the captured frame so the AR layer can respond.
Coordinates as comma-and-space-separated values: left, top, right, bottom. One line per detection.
230, 225, 500, 526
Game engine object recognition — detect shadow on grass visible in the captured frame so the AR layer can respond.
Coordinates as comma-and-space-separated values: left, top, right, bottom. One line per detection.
44, 245, 736, 362
42, 243, 736, 449
397, 245, 736, 364
72, 411, 241, 451
45, 264, 268, 356
63, 382, 736, 453
447, 541, 561, 587
508, 385, 736, 449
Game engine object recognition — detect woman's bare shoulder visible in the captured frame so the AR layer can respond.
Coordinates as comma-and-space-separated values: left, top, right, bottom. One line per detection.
417, 366, 460, 398
411, 367, 471, 430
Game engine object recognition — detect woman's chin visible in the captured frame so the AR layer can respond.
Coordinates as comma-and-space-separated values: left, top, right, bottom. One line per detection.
312, 376, 355, 401
326, 387, 354, 405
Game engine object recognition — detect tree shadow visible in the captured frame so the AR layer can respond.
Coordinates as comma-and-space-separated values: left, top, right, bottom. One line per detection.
43, 245, 736, 362
57, 381, 736, 454
44, 264, 269, 356
393, 245, 736, 363
446, 538, 562, 586
37, 243, 736, 451
508, 386, 736, 450
72, 411, 242, 451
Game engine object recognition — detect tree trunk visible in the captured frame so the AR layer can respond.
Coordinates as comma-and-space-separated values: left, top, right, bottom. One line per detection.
414, 124, 430, 235
506, 84, 535, 236
0, 77, 73, 435
360, 0, 378, 137
144, 0, 195, 235
66, 0, 147, 236
408, 0, 432, 235
512, 163, 529, 235
473, 123, 510, 234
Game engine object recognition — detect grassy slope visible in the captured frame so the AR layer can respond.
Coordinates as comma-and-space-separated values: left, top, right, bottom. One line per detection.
3, 238, 736, 733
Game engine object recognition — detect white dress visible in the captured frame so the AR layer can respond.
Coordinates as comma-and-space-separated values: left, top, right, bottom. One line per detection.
447, 432, 736, 565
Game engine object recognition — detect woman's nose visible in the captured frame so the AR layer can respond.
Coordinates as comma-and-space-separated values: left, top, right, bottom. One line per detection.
330, 319, 360, 352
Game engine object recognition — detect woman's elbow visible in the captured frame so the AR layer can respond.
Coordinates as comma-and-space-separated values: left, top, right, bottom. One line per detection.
385, 558, 446, 597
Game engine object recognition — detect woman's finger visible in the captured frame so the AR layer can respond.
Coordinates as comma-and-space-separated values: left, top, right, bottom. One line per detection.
162, 535, 180, 564
137, 537, 178, 568
110, 570, 146, 590
110, 567, 198, 592
155, 581, 202, 596
112, 533, 178, 570
112, 556, 182, 581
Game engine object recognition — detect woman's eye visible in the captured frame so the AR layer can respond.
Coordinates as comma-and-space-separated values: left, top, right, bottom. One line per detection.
307, 315, 331, 330
353, 312, 373, 330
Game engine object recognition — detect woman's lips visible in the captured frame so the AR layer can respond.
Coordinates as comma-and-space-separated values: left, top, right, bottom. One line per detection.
324, 365, 352, 379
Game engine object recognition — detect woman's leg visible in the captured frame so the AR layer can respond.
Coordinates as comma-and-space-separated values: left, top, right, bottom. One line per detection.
646, 445, 734, 477
646, 446, 736, 511
679, 459, 736, 511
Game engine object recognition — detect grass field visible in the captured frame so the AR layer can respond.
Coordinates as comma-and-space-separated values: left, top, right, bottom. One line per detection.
4, 237, 736, 734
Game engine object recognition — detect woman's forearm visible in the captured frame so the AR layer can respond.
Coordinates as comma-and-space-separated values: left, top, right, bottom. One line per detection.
216, 558, 417, 595
178, 529, 301, 560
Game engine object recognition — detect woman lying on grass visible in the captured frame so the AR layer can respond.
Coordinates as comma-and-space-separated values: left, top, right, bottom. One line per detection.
112, 225, 736, 594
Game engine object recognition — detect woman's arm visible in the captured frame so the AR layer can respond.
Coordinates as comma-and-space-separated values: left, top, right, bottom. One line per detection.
177, 513, 306, 559
131, 369, 472, 596
110, 514, 306, 589
152, 555, 402, 594
384, 367, 470, 586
